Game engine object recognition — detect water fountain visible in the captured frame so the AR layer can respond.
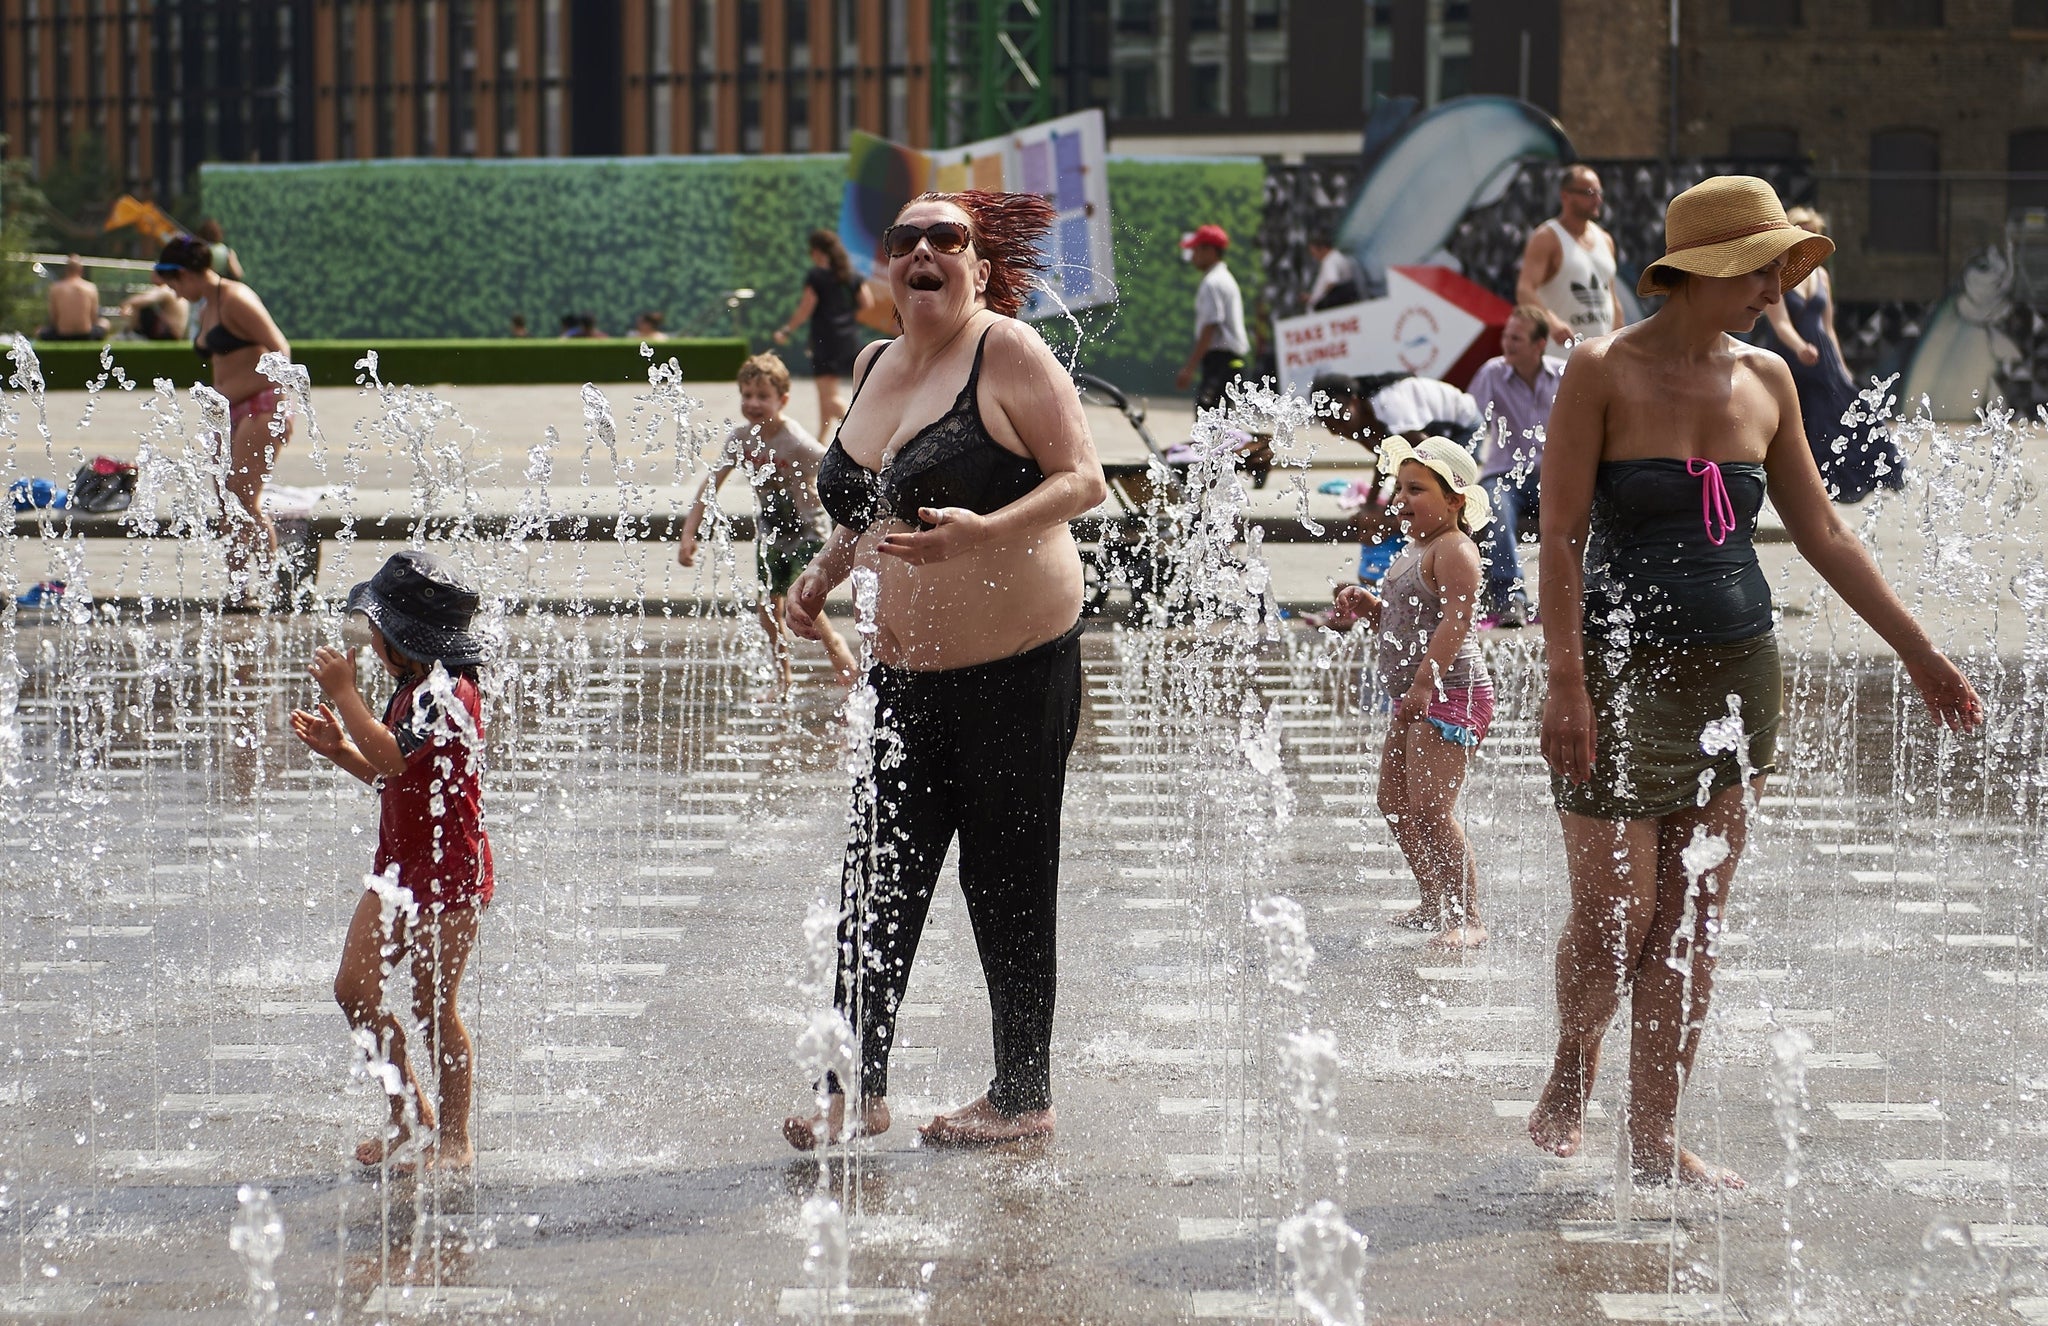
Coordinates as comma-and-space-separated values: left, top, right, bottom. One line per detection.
0, 329, 2044, 1321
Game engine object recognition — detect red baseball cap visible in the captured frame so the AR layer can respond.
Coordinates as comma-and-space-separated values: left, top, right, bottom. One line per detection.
1181, 224, 1230, 252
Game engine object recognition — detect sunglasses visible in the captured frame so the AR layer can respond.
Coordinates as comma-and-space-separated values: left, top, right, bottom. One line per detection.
882, 221, 972, 259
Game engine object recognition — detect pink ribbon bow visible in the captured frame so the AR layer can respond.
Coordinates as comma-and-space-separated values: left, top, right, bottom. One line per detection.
1687, 457, 1738, 547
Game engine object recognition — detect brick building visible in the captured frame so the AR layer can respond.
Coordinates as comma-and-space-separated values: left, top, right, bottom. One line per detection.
0, 1, 2029, 304
2, 1, 1529, 189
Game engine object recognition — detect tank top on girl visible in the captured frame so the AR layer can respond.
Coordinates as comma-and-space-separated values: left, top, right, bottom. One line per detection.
1375, 548, 1489, 700
1535, 218, 1617, 358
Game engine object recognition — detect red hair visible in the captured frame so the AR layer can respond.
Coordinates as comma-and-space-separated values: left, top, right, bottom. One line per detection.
904, 189, 1054, 318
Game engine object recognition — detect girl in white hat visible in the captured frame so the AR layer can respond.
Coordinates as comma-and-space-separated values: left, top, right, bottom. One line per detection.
1336, 436, 1495, 950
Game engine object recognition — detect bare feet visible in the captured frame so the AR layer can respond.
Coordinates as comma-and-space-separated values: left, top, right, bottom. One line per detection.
918, 1096, 1054, 1147
1634, 1147, 1746, 1190
1392, 904, 1441, 931
1527, 1073, 1586, 1158
355, 1120, 419, 1167
388, 1137, 475, 1176
1427, 922, 1488, 950
783, 1094, 890, 1151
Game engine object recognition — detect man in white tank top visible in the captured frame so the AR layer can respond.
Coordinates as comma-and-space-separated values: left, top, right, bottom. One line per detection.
1515, 165, 1621, 361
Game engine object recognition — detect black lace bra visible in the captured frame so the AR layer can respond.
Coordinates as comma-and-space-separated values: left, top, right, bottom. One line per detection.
816, 327, 1044, 531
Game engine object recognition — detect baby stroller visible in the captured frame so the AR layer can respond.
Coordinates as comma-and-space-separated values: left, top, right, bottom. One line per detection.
1070, 370, 1273, 619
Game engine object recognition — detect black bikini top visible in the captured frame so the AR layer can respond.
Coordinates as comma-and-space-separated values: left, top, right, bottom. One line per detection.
194, 313, 257, 361
816, 327, 1045, 531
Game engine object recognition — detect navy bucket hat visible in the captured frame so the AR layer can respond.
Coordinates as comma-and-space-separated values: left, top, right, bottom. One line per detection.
345, 551, 487, 669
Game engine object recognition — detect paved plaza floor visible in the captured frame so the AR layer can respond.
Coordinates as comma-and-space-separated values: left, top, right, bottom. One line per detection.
1, 607, 2045, 1324
4, 371, 2047, 1321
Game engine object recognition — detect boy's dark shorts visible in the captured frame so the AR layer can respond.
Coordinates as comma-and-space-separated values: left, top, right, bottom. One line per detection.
758, 537, 823, 597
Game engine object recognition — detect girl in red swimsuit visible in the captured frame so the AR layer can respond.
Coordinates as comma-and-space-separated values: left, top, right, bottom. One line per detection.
289, 551, 494, 1174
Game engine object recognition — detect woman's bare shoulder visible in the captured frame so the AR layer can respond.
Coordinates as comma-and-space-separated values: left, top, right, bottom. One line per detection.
980, 314, 1048, 358
1729, 336, 1797, 387
980, 316, 1072, 385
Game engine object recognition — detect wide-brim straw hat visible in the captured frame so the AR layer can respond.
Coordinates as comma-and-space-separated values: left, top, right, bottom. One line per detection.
1380, 435, 1492, 533
1637, 176, 1835, 298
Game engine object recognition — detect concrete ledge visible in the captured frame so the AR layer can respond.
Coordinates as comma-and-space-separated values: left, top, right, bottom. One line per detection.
18, 337, 749, 390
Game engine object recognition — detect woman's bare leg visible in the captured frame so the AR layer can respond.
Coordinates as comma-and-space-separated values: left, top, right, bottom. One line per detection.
221, 412, 285, 599
817, 375, 846, 436
332, 891, 429, 1164
398, 905, 484, 1173
1397, 724, 1484, 948
1528, 812, 1659, 1157
1624, 778, 1762, 1188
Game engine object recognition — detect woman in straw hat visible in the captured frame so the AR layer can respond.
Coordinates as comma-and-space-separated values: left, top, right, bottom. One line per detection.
1527, 176, 1981, 1187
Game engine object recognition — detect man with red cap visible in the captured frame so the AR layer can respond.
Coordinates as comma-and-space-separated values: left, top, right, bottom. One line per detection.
1174, 223, 1249, 411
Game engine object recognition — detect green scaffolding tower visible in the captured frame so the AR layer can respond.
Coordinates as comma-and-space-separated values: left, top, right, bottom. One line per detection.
931, 0, 1057, 149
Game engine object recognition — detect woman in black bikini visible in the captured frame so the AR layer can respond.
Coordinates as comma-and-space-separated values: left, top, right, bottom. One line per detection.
155, 234, 293, 608
1528, 177, 1981, 1187
782, 190, 1105, 1150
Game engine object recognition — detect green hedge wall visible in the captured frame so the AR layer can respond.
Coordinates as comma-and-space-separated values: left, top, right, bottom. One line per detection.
202, 154, 1265, 397
22, 337, 747, 391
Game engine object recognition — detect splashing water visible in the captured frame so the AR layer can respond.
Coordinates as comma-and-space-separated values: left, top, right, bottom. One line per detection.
228, 1185, 282, 1326
1277, 1200, 1369, 1326
800, 1192, 852, 1320
1251, 896, 1315, 997
1766, 1027, 1814, 1324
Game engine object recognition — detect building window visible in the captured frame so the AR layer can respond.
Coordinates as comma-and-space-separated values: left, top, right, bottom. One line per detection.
2021, 0, 2048, 29
1871, 0, 1942, 24
1246, 0, 1287, 117
1188, 0, 1229, 116
1429, 0, 1472, 105
649, 0, 673, 153
735, 0, 763, 149
833, 0, 857, 144
1729, 125, 1800, 158
884, 0, 909, 140
742, 75, 763, 152
1869, 128, 1940, 253
416, 1, 440, 155
1730, 0, 1801, 26
1111, 0, 1171, 119
337, 0, 358, 159
1367, 0, 1393, 102
496, 0, 519, 153
785, 0, 810, 151
2009, 129, 2048, 219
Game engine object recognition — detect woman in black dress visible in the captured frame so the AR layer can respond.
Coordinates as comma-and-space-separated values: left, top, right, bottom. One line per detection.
1760, 207, 1905, 503
773, 228, 873, 435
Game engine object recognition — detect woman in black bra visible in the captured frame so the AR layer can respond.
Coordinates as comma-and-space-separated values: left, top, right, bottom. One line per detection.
155, 234, 293, 609
781, 190, 1105, 1150
1529, 177, 1981, 1188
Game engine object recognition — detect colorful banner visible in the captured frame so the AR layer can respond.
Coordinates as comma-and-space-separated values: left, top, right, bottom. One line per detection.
838, 109, 1115, 320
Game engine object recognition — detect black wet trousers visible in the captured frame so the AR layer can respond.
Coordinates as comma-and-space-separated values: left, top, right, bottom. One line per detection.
828, 623, 1082, 1115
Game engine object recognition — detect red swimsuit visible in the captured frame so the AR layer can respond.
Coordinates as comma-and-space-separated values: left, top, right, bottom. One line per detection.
374, 672, 493, 910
